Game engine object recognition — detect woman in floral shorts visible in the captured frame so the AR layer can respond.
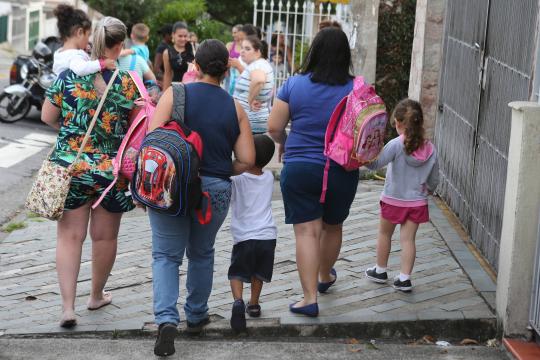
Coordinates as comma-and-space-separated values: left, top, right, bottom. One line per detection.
41, 17, 141, 328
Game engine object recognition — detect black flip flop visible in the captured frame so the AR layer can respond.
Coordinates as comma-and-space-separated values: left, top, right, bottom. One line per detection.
60, 319, 77, 328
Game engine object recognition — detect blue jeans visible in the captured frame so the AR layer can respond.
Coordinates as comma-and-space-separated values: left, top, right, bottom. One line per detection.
149, 176, 232, 325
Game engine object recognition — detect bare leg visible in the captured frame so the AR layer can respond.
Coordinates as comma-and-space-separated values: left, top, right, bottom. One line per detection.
377, 217, 397, 268
250, 277, 263, 305
318, 223, 342, 283
87, 205, 122, 310
399, 220, 419, 275
293, 219, 323, 306
56, 203, 91, 325
230, 279, 244, 301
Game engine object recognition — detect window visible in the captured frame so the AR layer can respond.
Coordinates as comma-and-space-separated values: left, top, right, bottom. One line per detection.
0, 15, 7, 43
28, 10, 39, 49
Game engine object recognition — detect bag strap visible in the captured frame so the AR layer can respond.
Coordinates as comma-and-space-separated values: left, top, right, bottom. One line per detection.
69, 69, 120, 171
171, 82, 186, 124
128, 70, 150, 101
129, 54, 137, 71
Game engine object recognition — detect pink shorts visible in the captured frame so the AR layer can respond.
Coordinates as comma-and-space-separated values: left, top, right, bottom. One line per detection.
380, 201, 429, 224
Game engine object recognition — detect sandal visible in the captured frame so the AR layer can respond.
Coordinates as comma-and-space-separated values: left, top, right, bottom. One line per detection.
246, 303, 261, 318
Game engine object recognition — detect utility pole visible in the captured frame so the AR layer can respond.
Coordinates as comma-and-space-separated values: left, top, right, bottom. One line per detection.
349, 0, 380, 84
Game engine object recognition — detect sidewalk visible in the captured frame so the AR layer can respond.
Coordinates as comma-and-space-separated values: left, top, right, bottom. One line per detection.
0, 181, 498, 341
0, 44, 16, 82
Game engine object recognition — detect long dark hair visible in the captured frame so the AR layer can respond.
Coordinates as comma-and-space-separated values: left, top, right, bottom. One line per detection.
393, 98, 425, 155
297, 27, 353, 85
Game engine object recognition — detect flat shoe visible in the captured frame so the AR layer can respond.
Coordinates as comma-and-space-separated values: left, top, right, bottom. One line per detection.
289, 302, 319, 317
318, 268, 337, 293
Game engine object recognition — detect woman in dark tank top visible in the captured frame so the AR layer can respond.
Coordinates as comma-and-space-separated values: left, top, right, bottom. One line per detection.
162, 21, 195, 90
147, 39, 255, 357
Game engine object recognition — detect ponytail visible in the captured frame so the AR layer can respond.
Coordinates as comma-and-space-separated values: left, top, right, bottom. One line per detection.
91, 17, 127, 60
392, 99, 425, 155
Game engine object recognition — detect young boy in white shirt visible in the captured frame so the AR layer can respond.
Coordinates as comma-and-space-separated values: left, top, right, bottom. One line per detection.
229, 134, 277, 332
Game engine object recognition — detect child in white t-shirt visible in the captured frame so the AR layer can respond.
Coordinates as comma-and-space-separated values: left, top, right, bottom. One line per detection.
52, 4, 116, 76
228, 134, 277, 332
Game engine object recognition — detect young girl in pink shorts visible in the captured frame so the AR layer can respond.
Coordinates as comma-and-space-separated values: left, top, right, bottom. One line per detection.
364, 99, 439, 292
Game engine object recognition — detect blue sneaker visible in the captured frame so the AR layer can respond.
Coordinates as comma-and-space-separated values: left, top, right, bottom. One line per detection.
318, 268, 337, 293
289, 302, 319, 317
230, 299, 246, 332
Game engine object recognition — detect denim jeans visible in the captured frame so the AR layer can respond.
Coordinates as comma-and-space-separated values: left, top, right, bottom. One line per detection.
149, 176, 232, 325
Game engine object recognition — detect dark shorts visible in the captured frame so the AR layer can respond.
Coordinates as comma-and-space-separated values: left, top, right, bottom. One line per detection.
280, 161, 359, 225
228, 239, 276, 283
380, 201, 429, 224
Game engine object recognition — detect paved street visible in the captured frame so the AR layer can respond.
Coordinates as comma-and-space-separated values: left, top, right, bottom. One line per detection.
0, 181, 498, 341
0, 118, 57, 226
0, 338, 509, 360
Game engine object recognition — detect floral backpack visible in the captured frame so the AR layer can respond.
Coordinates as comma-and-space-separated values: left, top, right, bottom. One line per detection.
320, 76, 388, 202
93, 71, 155, 209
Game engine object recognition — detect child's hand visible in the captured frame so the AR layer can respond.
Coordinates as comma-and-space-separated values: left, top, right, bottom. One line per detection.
120, 49, 135, 57
133, 200, 146, 212
104, 59, 116, 71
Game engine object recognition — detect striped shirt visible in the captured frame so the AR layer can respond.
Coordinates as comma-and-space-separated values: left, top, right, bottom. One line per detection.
233, 59, 274, 133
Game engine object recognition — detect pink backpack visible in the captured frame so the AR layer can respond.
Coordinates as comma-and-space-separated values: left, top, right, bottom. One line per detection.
93, 71, 155, 209
320, 76, 387, 202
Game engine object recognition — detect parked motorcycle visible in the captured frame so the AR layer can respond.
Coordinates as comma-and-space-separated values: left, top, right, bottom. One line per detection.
0, 37, 61, 123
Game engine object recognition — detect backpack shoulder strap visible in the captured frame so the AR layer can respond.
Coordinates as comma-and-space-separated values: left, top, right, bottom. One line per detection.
171, 82, 186, 124
129, 54, 137, 71
127, 70, 150, 101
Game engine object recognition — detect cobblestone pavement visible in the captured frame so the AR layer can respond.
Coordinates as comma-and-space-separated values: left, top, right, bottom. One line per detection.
0, 181, 496, 336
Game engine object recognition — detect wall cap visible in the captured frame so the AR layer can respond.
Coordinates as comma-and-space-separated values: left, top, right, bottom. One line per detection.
508, 101, 540, 111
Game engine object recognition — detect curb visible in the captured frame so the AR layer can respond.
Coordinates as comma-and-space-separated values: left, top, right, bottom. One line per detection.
3, 316, 498, 342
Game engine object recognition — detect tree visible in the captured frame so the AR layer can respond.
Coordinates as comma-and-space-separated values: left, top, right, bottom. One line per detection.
206, 0, 254, 26
86, 0, 163, 28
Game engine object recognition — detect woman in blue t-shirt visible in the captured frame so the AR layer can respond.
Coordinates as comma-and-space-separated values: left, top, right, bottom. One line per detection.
268, 28, 357, 317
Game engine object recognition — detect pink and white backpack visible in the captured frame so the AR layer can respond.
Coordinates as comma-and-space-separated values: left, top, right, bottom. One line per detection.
93, 71, 156, 209
320, 76, 387, 202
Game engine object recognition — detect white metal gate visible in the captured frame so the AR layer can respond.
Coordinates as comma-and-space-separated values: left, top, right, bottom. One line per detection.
253, 0, 355, 91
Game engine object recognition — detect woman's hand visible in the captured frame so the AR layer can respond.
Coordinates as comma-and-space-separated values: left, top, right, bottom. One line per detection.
250, 99, 262, 111
278, 143, 285, 163
148, 87, 173, 131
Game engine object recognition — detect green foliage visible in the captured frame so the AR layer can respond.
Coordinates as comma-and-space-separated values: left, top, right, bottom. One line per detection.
206, 0, 254, 26
375, 0, 416, 141
86, 0, 163, 28
196, 19, 231, 43
2, 221, 27, 233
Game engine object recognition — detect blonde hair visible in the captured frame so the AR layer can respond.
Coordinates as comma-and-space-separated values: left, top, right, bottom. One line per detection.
91, 17, 127, 60
131, 23, 150, 42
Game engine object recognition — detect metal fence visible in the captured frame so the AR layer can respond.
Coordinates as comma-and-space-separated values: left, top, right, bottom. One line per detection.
253, 0, 355, 92
435, 0, 539, 270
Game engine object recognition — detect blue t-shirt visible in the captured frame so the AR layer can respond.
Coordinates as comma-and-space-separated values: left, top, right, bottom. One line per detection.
277, 74, 353, 165
131, 44, 150, 62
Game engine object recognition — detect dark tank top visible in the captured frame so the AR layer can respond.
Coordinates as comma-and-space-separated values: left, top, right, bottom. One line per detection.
168, 43, 195, 82
173, 82, 240, 179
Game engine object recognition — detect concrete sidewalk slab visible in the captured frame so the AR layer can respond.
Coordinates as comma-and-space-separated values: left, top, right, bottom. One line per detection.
0, 181, 497, 340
